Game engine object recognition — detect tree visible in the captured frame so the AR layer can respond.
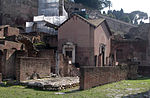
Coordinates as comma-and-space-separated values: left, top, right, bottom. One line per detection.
140, 20, 144, 25
134, 19, 138, 25
107, 9, 148, 25
120, 16, 131, 23
74, 0, 112, 10
130, 11, 148, 24
107, 0, 112, 10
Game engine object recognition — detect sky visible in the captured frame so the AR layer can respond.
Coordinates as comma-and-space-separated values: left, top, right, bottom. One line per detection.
103, 0, 150, 22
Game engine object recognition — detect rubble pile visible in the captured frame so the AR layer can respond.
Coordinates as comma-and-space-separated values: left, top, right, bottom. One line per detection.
21, 77, 79, 91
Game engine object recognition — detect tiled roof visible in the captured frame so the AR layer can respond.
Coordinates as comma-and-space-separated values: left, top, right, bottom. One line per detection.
88, 19, 105, 27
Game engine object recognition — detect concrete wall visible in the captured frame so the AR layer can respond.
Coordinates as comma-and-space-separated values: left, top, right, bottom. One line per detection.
58, 15, 95, 66
80, 64, 138, 90
16, 57, 51, 81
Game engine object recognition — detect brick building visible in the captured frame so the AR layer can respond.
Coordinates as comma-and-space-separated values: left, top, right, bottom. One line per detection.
126, 23, 150, 76
58, 14, 112, 67
0, 26, 53, 81
0, 25, 19, 38
111, 38, 147, 66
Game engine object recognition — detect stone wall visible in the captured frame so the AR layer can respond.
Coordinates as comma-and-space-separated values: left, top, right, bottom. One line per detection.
0, 0, 38, 28
80, 64, 138, 90
16, 57, 51, 81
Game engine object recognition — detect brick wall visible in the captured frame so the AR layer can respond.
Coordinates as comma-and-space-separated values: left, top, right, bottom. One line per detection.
37, 49, 56, 74
59, 54, 79, 77
80, 64, 138, 90
0, 73, 2, 82
16, 57, 51, 81
138, 66, 150, 77
111, 39, 147, 66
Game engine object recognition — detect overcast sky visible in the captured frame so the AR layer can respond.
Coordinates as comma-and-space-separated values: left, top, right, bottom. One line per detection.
103, 0, 150, 22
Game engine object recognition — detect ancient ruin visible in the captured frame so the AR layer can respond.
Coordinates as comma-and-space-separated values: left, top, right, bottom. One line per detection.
0, 0, 149, 92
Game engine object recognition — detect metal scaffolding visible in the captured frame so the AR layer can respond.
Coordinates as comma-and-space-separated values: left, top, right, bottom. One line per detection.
26, 0, 68, 34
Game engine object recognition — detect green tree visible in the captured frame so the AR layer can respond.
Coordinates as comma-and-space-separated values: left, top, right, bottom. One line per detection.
74, 0, 112, 10
134, 19, 138, 25
130, 11, 148, 24
140, 20, 144, 25
107, 0, 112, 10
107, 9, 147, 25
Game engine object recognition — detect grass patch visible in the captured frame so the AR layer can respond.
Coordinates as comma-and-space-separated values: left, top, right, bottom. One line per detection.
33, 42, 46, 46
0, 77, 150, 98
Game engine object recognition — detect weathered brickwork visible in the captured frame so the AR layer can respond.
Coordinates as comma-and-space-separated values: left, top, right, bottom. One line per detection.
138, 66, 150, 77
37, 49, 56, 74
80, 64, 138, 90
111, 39, 147, 66
59, 54, 79, 77
16, 57, 51, 81
0, 41, 23, 79
0, 25, 20, 38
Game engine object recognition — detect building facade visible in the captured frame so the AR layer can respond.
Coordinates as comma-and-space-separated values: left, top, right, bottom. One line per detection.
58, 14, 111, 67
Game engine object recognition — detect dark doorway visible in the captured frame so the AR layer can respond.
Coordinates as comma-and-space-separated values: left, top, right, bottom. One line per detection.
66, 51, 72, 58
99, 44, 105, 66
101, 46, 105, 66
0, 50, 3, 73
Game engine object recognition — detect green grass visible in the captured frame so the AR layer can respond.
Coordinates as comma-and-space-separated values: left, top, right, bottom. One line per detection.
0, 77, 150, 98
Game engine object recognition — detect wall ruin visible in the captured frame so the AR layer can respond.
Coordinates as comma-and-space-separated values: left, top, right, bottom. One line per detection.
0, 73, 1, 82
80, 63, 138, 90
16, 57, 51, 81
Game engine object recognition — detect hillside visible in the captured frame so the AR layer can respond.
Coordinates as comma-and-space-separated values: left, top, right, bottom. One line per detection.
65, 1, 137, 35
